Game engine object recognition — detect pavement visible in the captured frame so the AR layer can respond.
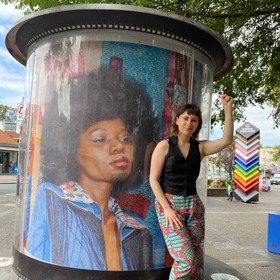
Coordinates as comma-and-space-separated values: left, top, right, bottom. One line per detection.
0, 174, 17, 184
204, 186, 280, 280
0, 174, 280, 279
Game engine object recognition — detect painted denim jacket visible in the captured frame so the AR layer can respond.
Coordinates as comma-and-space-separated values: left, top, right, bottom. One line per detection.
26, 181, 152, 270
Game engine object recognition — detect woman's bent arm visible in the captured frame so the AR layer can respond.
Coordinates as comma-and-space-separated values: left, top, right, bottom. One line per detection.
200, 94, 233, 158
149, 140, 183, 229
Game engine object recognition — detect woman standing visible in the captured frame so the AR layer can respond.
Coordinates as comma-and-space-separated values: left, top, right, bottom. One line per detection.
150, 94, 233, 279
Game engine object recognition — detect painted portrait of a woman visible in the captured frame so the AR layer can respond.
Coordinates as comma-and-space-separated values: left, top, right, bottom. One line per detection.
26, 65, 157, 271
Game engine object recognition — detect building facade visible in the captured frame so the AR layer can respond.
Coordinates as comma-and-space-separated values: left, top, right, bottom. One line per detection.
0, 122, 19, 173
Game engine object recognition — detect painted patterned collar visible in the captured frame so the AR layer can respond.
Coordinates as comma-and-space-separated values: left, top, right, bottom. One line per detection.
60, 181, 94, 204
60, 181, 145, 229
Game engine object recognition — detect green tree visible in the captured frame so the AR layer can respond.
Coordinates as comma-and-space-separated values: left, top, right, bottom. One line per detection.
208, 156, 221, 175
216, 142, 235, 179
270, 145, 280, 162
0, 104, 17, 122
2, 0, 280, 126
208, 143, 235, 179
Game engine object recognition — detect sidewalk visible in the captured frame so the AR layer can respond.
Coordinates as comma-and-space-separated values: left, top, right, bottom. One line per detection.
205, 186, 280, 279
0, 174, 17, 184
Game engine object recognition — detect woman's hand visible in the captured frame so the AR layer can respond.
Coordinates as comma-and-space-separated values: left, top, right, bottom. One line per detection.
199, 93, 234, 158
221, 93, 233, 110
164, 208, 183, 230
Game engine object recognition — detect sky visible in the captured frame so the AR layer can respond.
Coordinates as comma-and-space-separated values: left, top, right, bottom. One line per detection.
0, 3, 25, 106
0, 3, 279, 147
210, 104, 279, 147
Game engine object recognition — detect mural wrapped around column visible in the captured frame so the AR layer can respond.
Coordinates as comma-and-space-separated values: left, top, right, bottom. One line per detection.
234, 122, 260, 202
6, 4, 233, 280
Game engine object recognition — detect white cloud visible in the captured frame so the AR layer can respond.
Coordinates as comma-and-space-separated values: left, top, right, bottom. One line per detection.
0, 62, 25, 107
211, 105, 280, 146
0, 45, 19, 63
0, 4, 25, 107
236, 105, 279, 146
0, 21, 11, 36
0, 73, 25, 93
0, 4, 23, 45
0, 3, 23, 23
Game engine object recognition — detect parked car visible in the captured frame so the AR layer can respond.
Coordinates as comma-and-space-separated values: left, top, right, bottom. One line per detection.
271, 174, 280, 185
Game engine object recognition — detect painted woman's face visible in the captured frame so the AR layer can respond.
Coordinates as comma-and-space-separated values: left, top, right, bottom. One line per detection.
76, 118, 133, 183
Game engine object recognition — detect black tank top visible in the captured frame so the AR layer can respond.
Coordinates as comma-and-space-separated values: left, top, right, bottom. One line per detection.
160, 136, 201, 196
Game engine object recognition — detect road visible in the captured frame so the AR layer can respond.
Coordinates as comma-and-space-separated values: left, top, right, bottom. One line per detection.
0, 183, 16, 201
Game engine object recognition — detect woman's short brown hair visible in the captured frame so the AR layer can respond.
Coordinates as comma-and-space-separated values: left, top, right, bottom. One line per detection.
171, 104, 202, 139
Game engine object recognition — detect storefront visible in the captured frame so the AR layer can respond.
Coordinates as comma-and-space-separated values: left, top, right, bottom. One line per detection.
0, 132, 19, 173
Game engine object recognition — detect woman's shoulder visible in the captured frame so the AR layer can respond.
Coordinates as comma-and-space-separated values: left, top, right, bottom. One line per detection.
158, 135, 177, 145
154, 139, 169, 153
156, 138, 169, 147
191, 137, 200, 145
36, 182, 63, 196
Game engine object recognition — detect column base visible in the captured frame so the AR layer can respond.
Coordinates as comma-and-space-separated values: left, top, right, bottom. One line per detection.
11, 248, 246, 280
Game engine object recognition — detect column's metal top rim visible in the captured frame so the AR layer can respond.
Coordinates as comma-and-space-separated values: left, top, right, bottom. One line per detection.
5, 4, 233, 79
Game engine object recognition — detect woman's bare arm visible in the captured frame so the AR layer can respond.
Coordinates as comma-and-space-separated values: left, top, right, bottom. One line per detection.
200, 94, 233, 159
149, 140, 183, 229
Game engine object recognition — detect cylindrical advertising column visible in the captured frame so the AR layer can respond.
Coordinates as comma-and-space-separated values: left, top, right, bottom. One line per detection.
6, 4, 233, 280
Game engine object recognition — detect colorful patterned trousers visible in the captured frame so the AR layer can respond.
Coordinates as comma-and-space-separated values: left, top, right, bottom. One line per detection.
155, 193, 205, 280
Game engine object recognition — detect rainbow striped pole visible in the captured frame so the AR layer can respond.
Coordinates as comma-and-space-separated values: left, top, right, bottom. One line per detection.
234, 122, 260, 202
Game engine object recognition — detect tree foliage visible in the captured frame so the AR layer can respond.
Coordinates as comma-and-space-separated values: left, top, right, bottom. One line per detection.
270, 145, 280, 162
2, 0, 280, 126
208, 156, 221, 173
216, 142, 235, 178
0, 104, 17, 122
207, 143, 235, 179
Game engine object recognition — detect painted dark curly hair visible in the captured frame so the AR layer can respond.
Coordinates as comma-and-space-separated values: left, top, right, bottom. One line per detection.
40, 66, 157, 194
